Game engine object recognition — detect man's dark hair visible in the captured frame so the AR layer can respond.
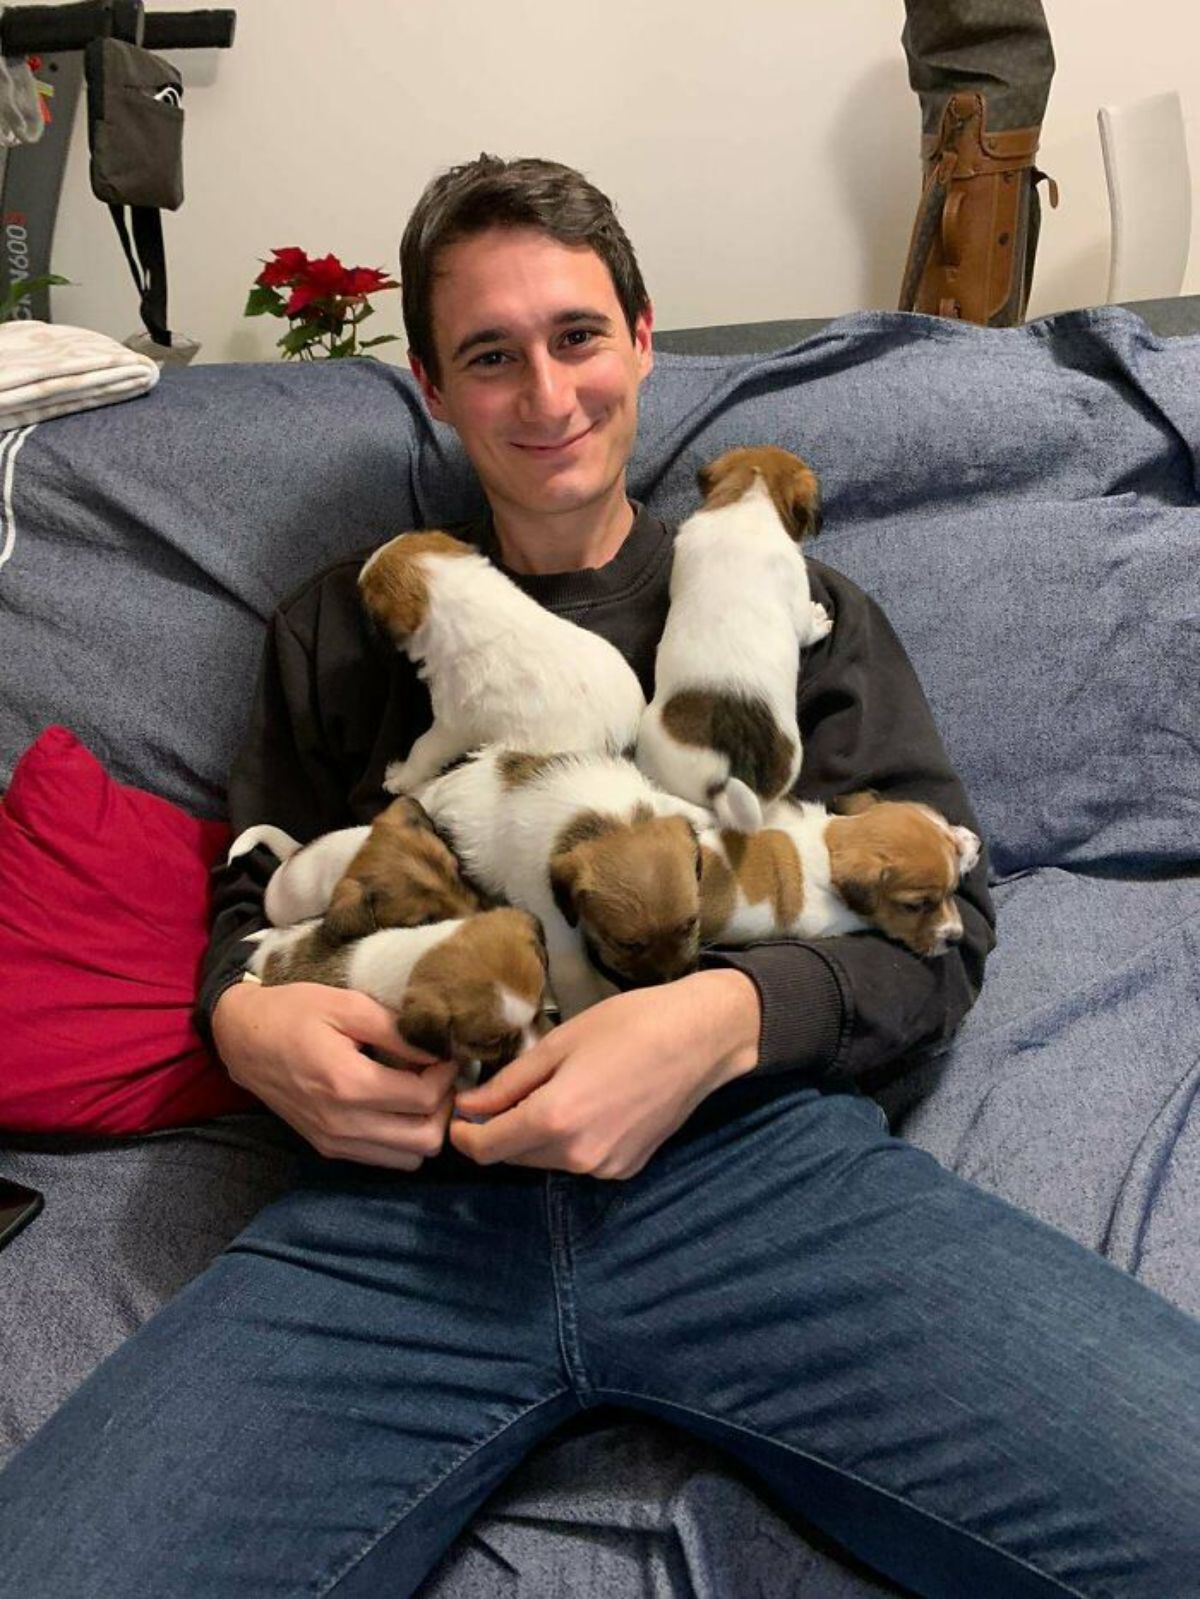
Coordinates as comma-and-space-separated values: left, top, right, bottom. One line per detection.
400, 154, 650, 384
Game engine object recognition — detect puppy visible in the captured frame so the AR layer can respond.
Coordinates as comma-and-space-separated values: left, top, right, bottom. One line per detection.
358, 530, 646, 794
636, 445, 831, 833
322, 796, 484, 941
237, 798, 481, 934
699, 791, 981, 957
415, 747, 706, 1019
245, 907, 549, 1076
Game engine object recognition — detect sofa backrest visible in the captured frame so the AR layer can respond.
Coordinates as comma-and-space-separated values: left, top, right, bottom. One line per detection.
4, 306, 1197, 878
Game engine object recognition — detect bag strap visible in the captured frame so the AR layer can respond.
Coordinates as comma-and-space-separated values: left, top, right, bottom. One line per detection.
109, 203, 172, 346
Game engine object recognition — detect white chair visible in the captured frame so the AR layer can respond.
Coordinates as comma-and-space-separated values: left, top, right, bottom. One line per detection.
1098, 90, 1192, 303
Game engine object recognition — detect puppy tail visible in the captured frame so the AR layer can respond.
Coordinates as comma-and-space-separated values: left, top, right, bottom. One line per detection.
710, 777, 764, 834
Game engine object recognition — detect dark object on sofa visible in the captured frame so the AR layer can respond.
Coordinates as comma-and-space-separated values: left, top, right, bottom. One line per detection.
2, 300, 1199, 1596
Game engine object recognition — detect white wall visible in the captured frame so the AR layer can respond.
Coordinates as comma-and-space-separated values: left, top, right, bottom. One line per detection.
16, 0, 1200, 362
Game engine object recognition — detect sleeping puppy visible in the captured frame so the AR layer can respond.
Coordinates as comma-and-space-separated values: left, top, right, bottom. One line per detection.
239, 798, 481, 934
414, 747, 706, 1019
358, 530, 646, 794
245, 907, 549, 1077
322, 796, 484, 941
699, 791, 981, 957
636, 445, 831, 833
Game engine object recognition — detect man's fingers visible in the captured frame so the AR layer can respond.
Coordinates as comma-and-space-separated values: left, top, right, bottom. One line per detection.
326, 987, 438, 1065
448, 1097, 550, 1165
455, 1039, 562, 1116
347, 1055, 459, 1116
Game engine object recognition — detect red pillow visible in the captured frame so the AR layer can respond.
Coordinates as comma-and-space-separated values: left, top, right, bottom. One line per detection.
0, 726, 256, 1133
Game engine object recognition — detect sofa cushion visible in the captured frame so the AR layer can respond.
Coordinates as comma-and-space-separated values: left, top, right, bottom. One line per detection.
0, 725, 254, 1134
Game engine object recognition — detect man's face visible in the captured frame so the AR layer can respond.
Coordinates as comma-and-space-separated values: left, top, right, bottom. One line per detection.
410, 228, 653, 525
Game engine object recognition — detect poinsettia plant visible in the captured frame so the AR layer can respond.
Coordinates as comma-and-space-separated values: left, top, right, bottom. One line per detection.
245, 247, 399, 360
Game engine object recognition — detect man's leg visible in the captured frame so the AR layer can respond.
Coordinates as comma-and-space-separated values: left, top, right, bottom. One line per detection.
567, 1083, 1200, 1599
0, 1162, 578, 1599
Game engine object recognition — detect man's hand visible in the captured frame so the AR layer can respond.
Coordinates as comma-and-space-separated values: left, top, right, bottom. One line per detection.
449, 969, 761, 1179
212, 980, 458, 1169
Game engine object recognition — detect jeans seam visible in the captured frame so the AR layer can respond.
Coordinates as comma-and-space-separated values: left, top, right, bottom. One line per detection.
595, 1385, 1092, 1599
545, 1176, 595, 1402
315, 1387, 575, 1598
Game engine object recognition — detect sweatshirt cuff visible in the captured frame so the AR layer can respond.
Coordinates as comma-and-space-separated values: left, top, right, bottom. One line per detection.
700, 940, 846, 1077
193, 962, 252, 1054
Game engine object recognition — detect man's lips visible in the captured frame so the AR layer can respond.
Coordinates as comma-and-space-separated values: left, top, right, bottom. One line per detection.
511, 421, 597, 455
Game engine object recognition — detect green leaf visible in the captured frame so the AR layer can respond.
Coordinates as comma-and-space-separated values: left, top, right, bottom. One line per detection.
0, 273, 73, 323
279, 323, 321, 357
244, 284, 285, 318
358, 335, 399, 349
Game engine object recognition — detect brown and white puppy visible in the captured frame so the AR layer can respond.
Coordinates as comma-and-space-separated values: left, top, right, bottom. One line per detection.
323, 796, 484, 941
358, 530, 646, 794
414, 746, 706, 1019
636, 445, 831, 833
232, 798, 481, 935
245, 907, 549, 1076
699, 791, 981, 957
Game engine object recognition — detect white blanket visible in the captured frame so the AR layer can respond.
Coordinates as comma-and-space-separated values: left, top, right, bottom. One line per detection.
0, 321, 159, 431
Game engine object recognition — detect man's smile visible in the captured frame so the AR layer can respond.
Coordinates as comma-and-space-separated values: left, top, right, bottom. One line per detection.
510, 421, 599, 455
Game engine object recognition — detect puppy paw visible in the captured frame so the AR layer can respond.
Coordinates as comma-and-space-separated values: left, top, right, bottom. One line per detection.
809, 602, 833, 640
383, 759, 411, 795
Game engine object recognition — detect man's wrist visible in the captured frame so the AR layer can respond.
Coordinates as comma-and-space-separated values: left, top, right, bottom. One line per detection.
680, 968, 761, 1084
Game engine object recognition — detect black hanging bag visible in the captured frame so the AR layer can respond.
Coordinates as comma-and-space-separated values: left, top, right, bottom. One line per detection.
83, 35, 183, 345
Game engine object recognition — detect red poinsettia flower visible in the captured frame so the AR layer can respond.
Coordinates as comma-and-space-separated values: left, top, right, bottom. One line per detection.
246, 245, 400, 360
341, 266, 399, 297
255, 246, 311, 288
280, 254, 349, 317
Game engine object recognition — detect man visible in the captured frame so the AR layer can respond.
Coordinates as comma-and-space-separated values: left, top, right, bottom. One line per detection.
1, 156, 1197, 1599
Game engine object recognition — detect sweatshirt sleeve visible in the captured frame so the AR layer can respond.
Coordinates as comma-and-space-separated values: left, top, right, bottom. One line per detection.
194, 565, 398, 1046
700, 562, 996, 1093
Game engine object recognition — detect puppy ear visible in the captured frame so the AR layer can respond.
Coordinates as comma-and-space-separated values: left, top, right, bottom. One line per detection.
836, 861, 892, 917
827, 829, 889, 917
392, 795, 438, 834
323, 877, 377, 943
829, 789, 881, 817
549, 851, 583, 928
786, 463, 822, 542
952, 826, 982, 876
696, 461, 716, 499
525, 912, 549, 970
397, 989, 452, 1059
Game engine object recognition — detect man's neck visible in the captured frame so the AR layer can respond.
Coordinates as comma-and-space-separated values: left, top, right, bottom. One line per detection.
491, 483, 636, 576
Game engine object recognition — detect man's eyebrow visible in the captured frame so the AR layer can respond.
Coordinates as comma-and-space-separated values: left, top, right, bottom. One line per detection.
451, 309, 614, 363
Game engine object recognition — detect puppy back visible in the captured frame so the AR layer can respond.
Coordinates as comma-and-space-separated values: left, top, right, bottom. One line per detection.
661, 687, 795, 803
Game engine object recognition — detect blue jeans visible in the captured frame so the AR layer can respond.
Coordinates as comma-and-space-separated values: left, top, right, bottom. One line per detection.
1, 1082, 1198, 1598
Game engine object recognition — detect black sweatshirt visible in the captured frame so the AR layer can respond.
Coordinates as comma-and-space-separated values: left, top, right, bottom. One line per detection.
197, 505, 995, 1092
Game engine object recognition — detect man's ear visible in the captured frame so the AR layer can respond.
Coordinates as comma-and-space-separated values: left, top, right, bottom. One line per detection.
408, 350, 448, 422
634, 305, 654, 382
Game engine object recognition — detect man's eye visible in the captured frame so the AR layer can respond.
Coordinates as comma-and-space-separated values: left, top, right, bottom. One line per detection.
560, 328, 598, 349
468, 349, 510, 369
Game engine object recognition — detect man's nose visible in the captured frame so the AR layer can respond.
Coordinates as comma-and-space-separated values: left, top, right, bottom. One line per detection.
518, 351, 573, 423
